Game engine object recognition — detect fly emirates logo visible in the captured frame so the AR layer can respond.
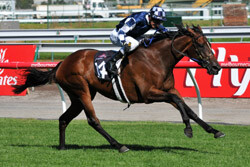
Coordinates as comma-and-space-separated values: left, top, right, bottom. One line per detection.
186, 47, 249, 96
0, 48, 17, 86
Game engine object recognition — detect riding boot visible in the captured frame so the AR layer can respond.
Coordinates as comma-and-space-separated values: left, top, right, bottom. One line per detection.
106, 51, 124, 76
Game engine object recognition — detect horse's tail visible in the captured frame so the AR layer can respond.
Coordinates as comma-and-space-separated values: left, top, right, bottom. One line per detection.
12, 62, 62, 94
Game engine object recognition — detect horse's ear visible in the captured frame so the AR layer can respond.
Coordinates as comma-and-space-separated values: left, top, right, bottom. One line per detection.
197, 24, 202, 31
186, 24, 195, 37
186, 24, 190, 30
192, 24, 197, 29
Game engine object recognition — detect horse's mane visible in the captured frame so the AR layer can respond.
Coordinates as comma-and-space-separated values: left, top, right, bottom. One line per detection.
146, 24, 203, 44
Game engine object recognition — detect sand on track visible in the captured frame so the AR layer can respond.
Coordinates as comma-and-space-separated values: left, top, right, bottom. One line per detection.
0, 84, 249, 125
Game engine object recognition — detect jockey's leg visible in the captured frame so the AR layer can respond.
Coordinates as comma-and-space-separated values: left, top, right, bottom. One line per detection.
106, 36, 139, 76
105, 50, 124, 76
125, 36, 140, 51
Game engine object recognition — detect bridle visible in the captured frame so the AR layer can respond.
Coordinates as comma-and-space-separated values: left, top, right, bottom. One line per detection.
171, 30, 212, 65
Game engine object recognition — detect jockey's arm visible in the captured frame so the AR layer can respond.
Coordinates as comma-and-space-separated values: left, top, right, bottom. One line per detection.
117, 18, 136, 45
157, 24, 168, 33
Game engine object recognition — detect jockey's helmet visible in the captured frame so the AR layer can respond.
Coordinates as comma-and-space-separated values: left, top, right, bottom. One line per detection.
149, 5, 166, 22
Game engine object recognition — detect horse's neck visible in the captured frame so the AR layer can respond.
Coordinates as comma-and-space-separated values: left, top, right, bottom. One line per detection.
163, 36, 192, 66
134, 35, 192, 72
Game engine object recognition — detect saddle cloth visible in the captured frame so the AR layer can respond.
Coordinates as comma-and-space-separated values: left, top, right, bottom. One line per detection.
94, 50, 116, 81
94, 50, 131, 107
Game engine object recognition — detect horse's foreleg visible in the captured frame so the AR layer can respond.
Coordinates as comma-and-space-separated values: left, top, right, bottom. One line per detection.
169, 94, 193, 138
58, 97, 84, 150
147, 88, 192, 138
81, 95, 129, 153
183, 103, 225, 138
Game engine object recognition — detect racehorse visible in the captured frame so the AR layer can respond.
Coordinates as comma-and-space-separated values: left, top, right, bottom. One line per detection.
13, 24, 225, 153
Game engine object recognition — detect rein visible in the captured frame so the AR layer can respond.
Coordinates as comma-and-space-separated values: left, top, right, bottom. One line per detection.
143, 37, 155, 48
171, 32, 188, 57
171, 31, 203, 63
143, 29, 160, 48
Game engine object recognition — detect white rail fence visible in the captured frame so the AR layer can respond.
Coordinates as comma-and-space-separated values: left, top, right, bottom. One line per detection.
0, 6, 249, 23
0, 26, 250, 42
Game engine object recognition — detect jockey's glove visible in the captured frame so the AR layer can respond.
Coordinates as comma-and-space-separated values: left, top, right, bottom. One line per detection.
140, 37, 151, 48
140, 37, 149, 44
157, 24, 168, 33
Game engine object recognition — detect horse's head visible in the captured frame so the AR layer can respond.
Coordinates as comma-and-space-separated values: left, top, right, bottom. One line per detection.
176, 25, 221, 75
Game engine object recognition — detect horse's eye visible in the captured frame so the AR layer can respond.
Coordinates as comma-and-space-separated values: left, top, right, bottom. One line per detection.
199, 44, 204, 48
196, 42, 204, 48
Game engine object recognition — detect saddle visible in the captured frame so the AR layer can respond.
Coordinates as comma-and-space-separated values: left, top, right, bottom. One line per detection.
94, 50, 131, 107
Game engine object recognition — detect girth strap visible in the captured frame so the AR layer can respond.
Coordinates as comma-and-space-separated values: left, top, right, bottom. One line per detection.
112, 76, 131, 108
111, 59, 131, 109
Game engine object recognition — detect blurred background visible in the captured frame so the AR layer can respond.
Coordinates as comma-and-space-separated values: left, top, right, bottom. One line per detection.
0, 0, 249, 28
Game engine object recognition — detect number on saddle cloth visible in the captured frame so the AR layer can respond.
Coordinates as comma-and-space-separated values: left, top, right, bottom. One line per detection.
94, 50, 118, 81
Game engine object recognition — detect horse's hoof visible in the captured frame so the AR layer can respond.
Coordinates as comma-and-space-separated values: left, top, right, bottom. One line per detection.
58, 146, 66, 150
184, 128, 193, 138
214, 131, 225, 138
119, 145, 129, 153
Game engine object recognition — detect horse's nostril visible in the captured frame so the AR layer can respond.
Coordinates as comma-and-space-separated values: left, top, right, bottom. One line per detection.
211, 62, 221, 71
214, 65, 221, 71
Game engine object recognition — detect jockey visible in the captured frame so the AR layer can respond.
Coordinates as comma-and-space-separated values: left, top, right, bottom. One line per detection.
106, 5, 168, 76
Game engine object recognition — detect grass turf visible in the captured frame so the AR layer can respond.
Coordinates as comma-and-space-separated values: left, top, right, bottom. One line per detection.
20, 19, 250, 29
0, 118, 250, 167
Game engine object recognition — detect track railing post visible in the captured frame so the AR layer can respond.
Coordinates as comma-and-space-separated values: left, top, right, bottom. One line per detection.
187, 68, 203, 120
56, 84, 67, 113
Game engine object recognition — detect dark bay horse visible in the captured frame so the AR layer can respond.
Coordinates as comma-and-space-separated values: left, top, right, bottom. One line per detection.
13, 25, 225, 153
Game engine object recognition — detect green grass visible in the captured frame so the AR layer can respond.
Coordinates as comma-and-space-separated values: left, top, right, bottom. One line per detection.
1, 118, 250, 167
20, 19, 250, 29
20, 21, 119, 29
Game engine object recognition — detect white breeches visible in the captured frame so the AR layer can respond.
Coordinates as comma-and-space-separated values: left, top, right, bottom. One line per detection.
110, 29, 140, 54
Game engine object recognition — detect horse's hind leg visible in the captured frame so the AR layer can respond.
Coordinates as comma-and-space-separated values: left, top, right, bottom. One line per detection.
59, 95, 84, 150
79, 93, 129, 153
183, 103, 225, 138
147, 88, 193, 138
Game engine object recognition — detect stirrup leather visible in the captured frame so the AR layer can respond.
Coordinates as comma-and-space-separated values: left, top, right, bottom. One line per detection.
106, 51, 123, 75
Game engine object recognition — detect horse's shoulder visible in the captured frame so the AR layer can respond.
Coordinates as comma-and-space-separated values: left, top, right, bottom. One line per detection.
75, 49, 98, 55
71, 49, 98, 59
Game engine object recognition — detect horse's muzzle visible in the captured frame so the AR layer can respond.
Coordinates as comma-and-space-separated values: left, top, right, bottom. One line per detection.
202, 60, 221, 75
208, 62, 221, 75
